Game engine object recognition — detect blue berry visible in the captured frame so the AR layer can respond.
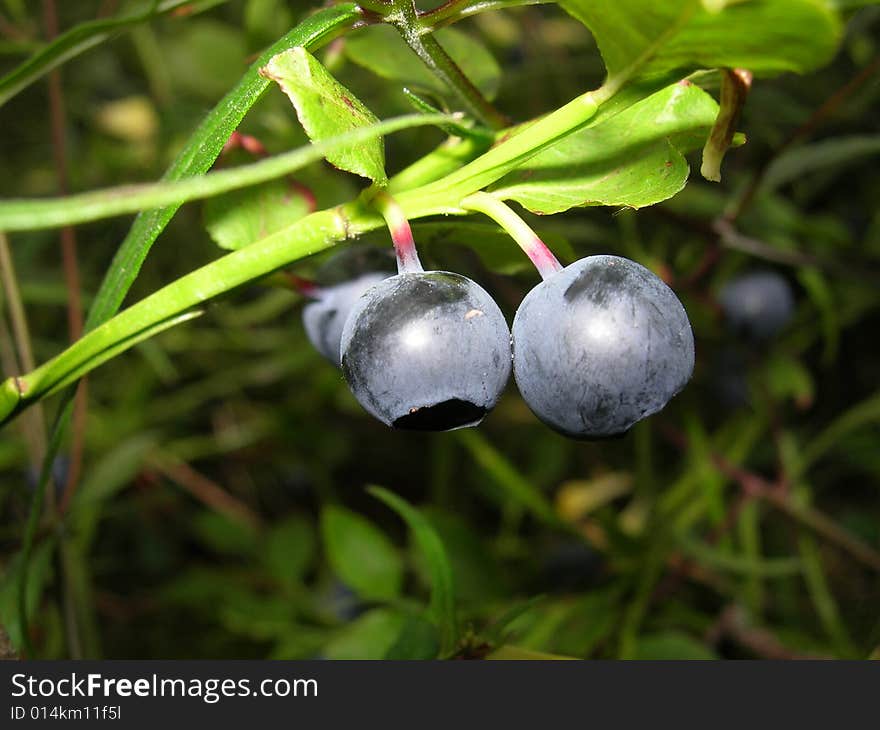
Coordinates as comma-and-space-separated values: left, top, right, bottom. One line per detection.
719, 270, 795, 341
340, 271, 511, 431
512, 255, 694, 439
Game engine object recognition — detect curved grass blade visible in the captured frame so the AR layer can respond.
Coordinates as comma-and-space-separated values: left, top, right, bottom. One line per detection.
0, 114, 449, 424
368, 486, 458, 655
0, 113, 451, 231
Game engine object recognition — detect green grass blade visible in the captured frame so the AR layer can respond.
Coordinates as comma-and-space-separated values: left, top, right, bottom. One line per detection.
368, 486, 458, 655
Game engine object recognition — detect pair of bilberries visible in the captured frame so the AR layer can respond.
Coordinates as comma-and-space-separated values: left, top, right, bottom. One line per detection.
301, 202, 694, 439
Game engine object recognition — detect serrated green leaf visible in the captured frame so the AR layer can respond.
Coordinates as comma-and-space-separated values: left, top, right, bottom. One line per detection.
204, 179, 312, 250
345, 24, 502, 102
559, 0, 842, 81
262, 47, 386, 183
368, 486, 458, 654
320, 504, 403, 601
490, 81, 719, 214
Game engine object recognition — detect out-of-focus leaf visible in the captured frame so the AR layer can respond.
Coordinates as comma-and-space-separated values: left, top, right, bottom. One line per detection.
556, 473, 634, 522
383, 614, 441, 659
368, 487, 458, 653
763, 135, 880, 191
423, 510, 510, 604
0, 0, 225, 108
559, 0, 841, 81
764, 353, 815, 407
455, 431, 557, 525
798, 267, 839, 364
263, 515, 317, 590
0, 540, 55, 650
192, 511, 259, 557
166, 20, 247, 99
204, 180, 312, 250
322, 608, 407, 660
799, 389, 880, 474
262, 47, 386, 183
345, 24, 502, 101
632, 631, 718, 660
320, 504, 403, 601
490, 82, 720, 214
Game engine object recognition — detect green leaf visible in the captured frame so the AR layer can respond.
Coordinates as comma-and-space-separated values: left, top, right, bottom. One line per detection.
262, 47, 386, 184
455, 431, 558, 525
345, 24, 502, 101
383, 614, 441, 659
192, 511, 259, 557
632, 631, 719, 660
368, 486, 458, 654
320, 504, 403, 601
263, 515, 317, 590
204, 180, 313, 250
490, 81, 721, 214
0, 540, 55, 650
322, 608, 408, 660
559, 0, 842, 81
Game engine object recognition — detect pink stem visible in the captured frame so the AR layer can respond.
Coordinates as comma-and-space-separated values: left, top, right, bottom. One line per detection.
373, 192, 423, 274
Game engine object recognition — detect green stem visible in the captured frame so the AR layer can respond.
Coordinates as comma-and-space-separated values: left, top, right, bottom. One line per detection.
0, 114, 451, 232
460, 191, 562, 279
417, 0, 552, 30
0, 207, 365, 423
394, 81, 619, 216
389, 0, 507, 129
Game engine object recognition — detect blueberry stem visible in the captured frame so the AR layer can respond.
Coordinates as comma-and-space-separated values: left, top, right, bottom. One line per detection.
371, 190, 424, 274
461, 191, 562, 280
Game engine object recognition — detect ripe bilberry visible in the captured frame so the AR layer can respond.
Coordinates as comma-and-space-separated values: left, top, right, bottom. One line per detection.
512, 255, 694, 438
340, 271, 511, 431
719, 270, 794, 341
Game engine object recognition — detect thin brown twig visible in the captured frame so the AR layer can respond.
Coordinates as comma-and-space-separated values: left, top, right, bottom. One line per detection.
706, 605, 829, 660
43, 0, 87, 514
0, 233, 49, 489
150, 457, 262, 531
660, 424, 880, 573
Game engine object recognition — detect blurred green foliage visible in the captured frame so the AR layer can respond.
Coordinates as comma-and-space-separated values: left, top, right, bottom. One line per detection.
0, 0, 879, 660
